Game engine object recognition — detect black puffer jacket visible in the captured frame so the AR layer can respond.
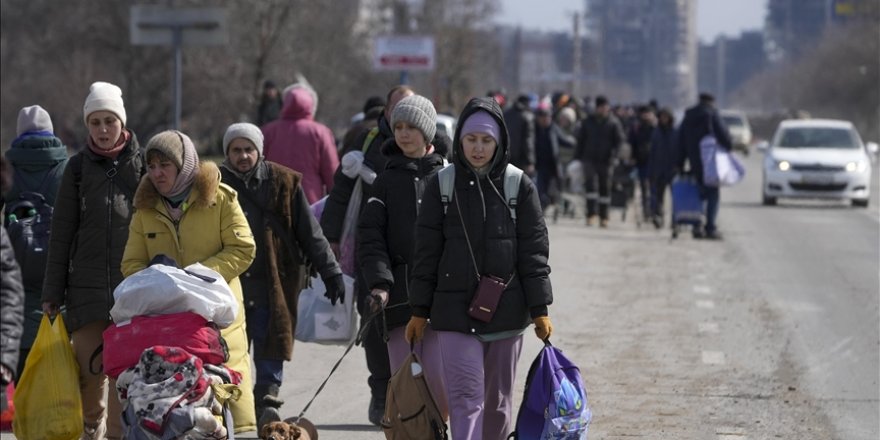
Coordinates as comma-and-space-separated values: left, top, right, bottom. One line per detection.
358, 140, 445, 330
42, 132, 144, 333
410, 97, 553, 335
574, 112, 627, 165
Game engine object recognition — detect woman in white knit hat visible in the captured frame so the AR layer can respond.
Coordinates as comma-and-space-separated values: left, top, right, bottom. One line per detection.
42, 81, 146, 440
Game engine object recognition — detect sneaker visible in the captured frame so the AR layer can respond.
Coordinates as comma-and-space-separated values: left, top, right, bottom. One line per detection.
599, 219, 609, 228
652, 216, 663, 229
586, 216, 597, 226
368, 396, 385, 427
692, 229, 704, 239
81, 422, 106, 440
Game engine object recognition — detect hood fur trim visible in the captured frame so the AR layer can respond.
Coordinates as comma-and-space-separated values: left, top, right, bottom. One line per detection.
134, 161, 220, 210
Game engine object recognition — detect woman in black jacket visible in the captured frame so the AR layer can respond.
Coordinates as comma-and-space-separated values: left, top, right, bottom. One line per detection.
358, 94, 449, 417
407, 97, 554, 439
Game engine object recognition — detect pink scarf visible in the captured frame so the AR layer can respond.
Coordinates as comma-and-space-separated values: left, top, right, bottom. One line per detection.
88, 129, 130, 159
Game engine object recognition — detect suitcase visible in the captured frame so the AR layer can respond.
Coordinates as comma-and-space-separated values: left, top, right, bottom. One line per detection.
670, 176, 703, 238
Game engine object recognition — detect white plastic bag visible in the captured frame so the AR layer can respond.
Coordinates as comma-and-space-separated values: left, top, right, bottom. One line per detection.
295, 274, 356, 345
111, 263, 238, 328
715, 148, 746, 186
338, 179, 362, 276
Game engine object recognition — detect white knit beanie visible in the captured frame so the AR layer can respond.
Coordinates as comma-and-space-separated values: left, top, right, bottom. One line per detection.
223, 123, 264, 156
391, 95, 437, 142
83, 81, 127, 127
17, 105, 53, 136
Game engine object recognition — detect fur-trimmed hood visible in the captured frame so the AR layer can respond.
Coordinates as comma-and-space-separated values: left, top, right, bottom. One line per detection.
134, 161, 221, 210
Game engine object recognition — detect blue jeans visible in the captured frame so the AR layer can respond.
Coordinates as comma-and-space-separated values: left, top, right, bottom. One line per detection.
700, 185, 720, 233
245, 306, 284, 386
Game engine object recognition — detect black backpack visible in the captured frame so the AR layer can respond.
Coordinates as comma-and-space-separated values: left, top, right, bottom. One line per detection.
5, 190, 53, 293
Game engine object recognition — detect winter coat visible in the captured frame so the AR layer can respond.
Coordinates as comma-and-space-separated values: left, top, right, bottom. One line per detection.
676, 103, 732, 183
262, 88, 339, 204
220, 160, 341, 360
503, 100, 536, 170
0, 225, 24, 381
629, 121, 656, 169
574, 113, 627, 165
410, 97, 553, 335
321, 115, 394, 244
122, 160, 257, 432
358, 141, 446, 330
649, 124, 679, 182
535, 122, 575, 179
4, 134, 69, 207
42, 132, 144, 333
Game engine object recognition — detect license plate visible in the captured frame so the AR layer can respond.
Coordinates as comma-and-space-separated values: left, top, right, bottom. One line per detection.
801, 173, 833, 184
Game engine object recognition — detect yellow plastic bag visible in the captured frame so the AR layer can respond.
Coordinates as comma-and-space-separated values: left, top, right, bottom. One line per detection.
13, 315, 83, 440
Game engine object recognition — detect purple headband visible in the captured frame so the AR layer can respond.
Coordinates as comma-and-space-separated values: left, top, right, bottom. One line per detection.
460, 110, 501, 144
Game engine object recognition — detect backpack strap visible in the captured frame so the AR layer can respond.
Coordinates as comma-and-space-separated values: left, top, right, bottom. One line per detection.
502, 164, 524, 224
362, 126, 379, 153
438, 164, 455, 214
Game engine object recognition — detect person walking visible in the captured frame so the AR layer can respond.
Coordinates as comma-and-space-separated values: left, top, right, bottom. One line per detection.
0, 224, 24, 402
218, 122, 345, 425
676, 93, 732, 239
256, 80, 283, 127
42, 81, 145, 440
357, 95, 449, 418
319, 84, 414, 426
262, 81, 339, 204
648, 108, 678, 228
408, 97, 554, 439
574, 95, 627, 227
534, 104, 575, 211
4, 105, 69, 375
630, 105, 657, 221
121, 130, 258, 433
503, 94, 536, 176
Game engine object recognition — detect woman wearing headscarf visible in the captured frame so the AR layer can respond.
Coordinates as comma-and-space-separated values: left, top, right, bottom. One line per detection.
42, 81, 145, 440
121, 130, 257, 433
407, 97, 554, 439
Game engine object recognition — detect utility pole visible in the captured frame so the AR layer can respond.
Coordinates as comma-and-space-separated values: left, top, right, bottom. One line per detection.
571, 11, 581, 98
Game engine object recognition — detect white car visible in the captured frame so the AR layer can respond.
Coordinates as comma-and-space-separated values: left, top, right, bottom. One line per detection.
761, 119, 877, 207
721, 110, 753, 155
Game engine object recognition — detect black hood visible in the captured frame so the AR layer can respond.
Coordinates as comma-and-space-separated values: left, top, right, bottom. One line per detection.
452, 97, 510, 179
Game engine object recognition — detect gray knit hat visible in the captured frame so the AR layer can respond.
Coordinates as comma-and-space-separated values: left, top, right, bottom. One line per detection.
223, 122, 264, 156
17, 105, 53, 136
391, 95, 437, 142
145, 130, 198, 172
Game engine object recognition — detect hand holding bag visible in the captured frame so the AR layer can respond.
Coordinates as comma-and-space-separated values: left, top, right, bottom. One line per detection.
13, 315, 83, 440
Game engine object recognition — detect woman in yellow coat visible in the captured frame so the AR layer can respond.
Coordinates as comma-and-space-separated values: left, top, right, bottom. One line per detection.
121, 130, 257, 432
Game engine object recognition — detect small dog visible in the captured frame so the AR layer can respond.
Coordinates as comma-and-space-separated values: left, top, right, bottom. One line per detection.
259, 416, 318, 440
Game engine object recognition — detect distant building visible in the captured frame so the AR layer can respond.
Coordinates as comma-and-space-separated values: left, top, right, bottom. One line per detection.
764, 0, 876, 62
698, 31, 767, 108
586, 0, 696, 109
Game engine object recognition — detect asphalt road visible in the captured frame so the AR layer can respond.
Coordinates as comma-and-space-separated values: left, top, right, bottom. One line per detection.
3, 151, 877, 440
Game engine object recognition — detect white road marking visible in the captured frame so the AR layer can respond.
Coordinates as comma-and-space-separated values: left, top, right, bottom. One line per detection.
716, 426, 747, 439
699, 322, 720, 333
694, 285, 713, 295
696, 300, 715, 309
702, 351, 726, 365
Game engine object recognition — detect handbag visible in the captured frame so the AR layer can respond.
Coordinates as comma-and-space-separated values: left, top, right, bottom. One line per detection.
453, 195, 513, 323
295, 274, 357, 345
13, 315, 83, 440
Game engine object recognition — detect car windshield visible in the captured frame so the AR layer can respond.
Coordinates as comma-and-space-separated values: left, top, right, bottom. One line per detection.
722, 116, 744, 128
777, 127, 857, 149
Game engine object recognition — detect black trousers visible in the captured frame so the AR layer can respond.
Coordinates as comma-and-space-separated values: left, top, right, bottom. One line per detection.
356, 278, 391, 401
584, 161, 613, 219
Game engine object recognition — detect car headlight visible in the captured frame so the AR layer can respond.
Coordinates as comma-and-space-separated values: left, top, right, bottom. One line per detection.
777, 160, 791, 171
846, 161, 869, 172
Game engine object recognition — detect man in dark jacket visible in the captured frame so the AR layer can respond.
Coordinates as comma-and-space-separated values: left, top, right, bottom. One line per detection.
219, 122, 344, 425
503, 94, 536, 175
676, 93, 732, 239
319, 84, 414, 426
256, 80, 283, 126
574, 95, 627, 227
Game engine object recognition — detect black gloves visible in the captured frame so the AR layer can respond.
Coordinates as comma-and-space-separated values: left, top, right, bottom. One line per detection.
323, 274, 346, 305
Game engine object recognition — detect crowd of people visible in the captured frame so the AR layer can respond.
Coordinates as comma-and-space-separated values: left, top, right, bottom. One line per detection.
0, 78, 731, 440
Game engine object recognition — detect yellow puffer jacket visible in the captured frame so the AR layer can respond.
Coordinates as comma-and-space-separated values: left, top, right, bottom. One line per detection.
122, 161, 257, 432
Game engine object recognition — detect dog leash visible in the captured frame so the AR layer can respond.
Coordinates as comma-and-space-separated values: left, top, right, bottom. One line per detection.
294, 306, 383, 423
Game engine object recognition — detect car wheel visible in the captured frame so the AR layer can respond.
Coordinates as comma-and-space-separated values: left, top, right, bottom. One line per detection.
762, 194, 777, 206
852, 198, 869, 207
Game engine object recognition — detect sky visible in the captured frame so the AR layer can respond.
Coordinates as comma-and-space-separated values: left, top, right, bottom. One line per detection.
495, 0, 767, 43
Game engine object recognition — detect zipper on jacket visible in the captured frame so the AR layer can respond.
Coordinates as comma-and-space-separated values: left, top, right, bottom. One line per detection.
106, 163, 116, 313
